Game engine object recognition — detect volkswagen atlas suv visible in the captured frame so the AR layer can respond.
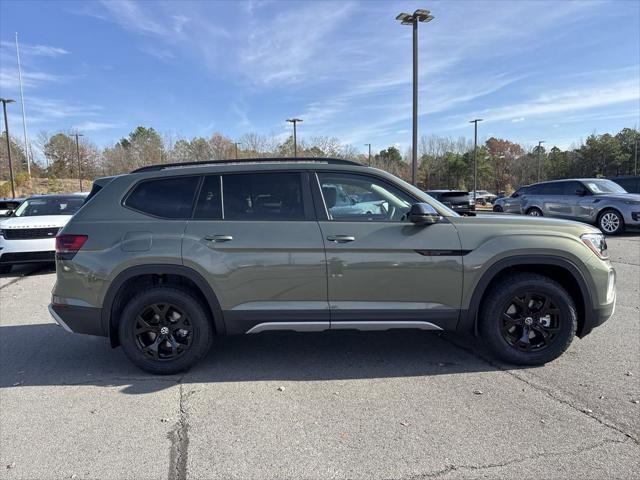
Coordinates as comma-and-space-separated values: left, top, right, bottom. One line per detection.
49, 159, 616, 374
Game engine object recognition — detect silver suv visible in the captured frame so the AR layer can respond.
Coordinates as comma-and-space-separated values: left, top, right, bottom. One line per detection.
519, 179, 640, 234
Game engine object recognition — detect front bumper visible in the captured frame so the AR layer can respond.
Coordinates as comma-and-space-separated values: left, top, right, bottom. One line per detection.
0, 237, 56, 265
48, 303, 105, 336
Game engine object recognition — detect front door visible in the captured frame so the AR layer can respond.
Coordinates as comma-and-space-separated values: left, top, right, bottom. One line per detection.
313, 171, 463, 331
182, 171, 329, 334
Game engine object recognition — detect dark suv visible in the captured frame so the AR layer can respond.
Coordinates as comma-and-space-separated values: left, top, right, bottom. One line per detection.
50, 159, 616, 374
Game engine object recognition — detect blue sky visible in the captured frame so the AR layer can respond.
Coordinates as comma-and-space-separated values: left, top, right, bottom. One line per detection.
0, 0, 638, 154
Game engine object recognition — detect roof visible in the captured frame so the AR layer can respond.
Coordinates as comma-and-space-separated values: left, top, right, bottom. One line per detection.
130, 157, 362, 174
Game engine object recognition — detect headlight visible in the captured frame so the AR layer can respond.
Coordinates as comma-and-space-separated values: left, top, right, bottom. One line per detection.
581, 233, 609, 259
624, 200, 640, 205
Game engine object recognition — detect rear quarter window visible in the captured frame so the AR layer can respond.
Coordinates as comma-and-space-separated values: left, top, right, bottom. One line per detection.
124, 176, 200, 219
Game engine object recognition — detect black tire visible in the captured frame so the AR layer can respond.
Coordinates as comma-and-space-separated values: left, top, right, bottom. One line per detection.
118, 286, 213, 375
526, 207, 543, 217
597, 209, 625, 235
0, 265, 11, 274
493, 205, 503, 213
479, 273, 577, 365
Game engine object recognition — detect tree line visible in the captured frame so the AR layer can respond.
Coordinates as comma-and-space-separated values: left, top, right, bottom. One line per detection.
0, 126, 637, 196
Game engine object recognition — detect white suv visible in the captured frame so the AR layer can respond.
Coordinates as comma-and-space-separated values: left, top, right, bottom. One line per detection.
0, 194, 87, 273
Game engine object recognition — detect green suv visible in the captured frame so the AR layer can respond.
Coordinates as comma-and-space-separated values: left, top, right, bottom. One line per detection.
49, 159, 616, 374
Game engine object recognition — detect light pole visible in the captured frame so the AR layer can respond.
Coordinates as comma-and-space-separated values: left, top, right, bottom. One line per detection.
634, 135, 638, 175
0, 98, 16, 198
286, 118, 302, 157
469, 119, 483, 203
73, 133, 84, 192
233, 142, 240, 159
537, 140, 545, 182
364, 143, 371, 165
396, 9, 434, 186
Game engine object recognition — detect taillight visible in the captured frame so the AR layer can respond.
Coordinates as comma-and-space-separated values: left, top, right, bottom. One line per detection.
55, 234, 88, 260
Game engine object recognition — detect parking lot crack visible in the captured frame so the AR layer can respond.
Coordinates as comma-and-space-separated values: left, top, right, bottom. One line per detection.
441, 334, 640, 445
168, 381, 190, 480
398, 438, 632, 479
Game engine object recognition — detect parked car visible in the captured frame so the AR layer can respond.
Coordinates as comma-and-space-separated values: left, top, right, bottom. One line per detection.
0, 198, 24, 216
493, 186, 529, 213
608, 175, 640, 194
49, 158, 615, 374
469, 190, 497, 205
0, 193, 87, 273
519, 178, 640, 234
425, 190, 475, 215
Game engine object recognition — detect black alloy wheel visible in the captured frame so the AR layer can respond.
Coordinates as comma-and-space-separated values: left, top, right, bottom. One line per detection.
134, 302, 193, 361
500, 292, 561, 352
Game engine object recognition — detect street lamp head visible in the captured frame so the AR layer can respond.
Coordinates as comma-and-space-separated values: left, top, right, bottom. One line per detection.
396, 12, 413, 23
539, 140, 546, 145
470, 118, 483, 123
414, 9, 434, 22
0, 98, 16, 104
286, 118, 303, 123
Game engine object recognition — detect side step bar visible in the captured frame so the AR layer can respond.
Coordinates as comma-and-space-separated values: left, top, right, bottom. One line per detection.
245, 321, 442, 334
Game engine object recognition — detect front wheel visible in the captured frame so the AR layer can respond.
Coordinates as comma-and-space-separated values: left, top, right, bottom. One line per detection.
492, 205, 503, 213
118, 287, 213, 374
479, 273, 577, 365
597, 209, 624, 235
526, 207, 543, 217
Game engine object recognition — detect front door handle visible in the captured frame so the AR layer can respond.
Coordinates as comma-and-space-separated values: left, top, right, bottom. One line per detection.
204, 234, 233, 243
327, 235, 356, 243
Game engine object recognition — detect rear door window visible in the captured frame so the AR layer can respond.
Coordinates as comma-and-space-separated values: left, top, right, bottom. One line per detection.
221, 172, 305, 221
125, 176, 200, 219
194, 175, 222, 219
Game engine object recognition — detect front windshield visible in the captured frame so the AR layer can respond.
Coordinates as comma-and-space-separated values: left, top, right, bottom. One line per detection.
13, 197, 85, 217
583, 180, 627, 195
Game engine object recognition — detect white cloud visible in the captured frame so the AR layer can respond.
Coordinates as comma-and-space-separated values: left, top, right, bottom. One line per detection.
72, 121, 123, 132
511, 117, 525, 123
0, 41, 70, 58
0, 68, 67, 91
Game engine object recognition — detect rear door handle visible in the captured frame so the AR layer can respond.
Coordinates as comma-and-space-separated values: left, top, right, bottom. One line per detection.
327, 235, 356, 243
204, 235, 233, 243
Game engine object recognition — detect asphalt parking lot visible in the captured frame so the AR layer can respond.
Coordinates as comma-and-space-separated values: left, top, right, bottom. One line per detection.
0, 236, 638, 480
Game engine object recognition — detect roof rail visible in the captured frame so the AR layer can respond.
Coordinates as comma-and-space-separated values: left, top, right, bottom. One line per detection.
130, 157, 362, 173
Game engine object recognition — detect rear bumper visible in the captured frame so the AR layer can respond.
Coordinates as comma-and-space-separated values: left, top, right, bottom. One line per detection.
48, 303, 105, 336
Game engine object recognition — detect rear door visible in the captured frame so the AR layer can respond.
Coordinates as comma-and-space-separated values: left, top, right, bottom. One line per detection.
182, 171, 329, 334
314, 171, 463, 331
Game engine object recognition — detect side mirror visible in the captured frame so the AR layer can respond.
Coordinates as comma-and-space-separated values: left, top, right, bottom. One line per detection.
408, 203, 441, 225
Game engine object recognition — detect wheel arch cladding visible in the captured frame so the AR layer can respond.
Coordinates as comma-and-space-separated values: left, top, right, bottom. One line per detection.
102, 264, 226, 347
461, 255, 594, 338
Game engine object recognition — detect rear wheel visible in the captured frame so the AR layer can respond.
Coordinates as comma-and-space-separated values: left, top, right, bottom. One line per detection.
119, 286, 213, 374
480, 273, 577, 365
597, 209, 624, 235
526, 207, 543, 217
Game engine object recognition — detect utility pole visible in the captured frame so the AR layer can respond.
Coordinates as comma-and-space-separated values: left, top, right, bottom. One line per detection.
364, 143, 371, 165
233, 142, 240, 159
537, 140, 545, 182
15, 33, 30, 175
396, 9, 434, 186
469, 119, 483, 203
1, 98, 16, 198
286, 118, 302, 157
73, 133, 84, 192
634, 135, 638, 175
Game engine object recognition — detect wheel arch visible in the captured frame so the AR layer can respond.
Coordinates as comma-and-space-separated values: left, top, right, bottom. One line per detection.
459, 255, 595, 338
102, 264, 226, 347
